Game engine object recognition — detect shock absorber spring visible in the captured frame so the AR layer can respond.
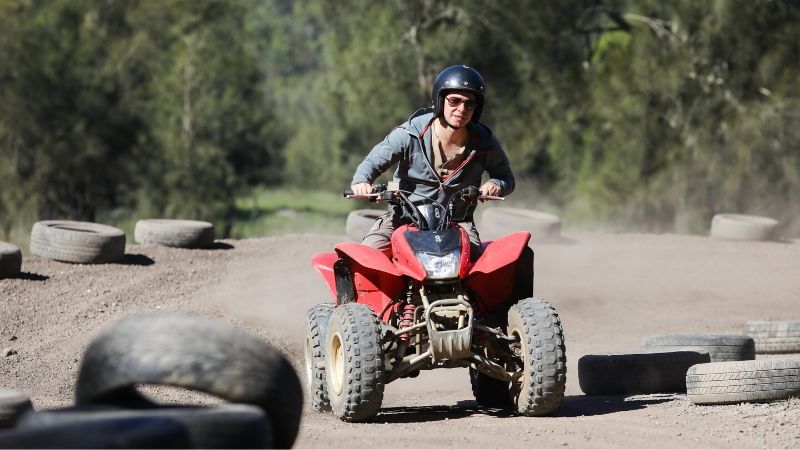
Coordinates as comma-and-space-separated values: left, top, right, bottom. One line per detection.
400, 303, 415, 329
397, 302, 416, 344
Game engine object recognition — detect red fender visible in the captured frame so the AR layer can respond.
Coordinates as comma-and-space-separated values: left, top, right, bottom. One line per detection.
467, 231, 530, 275
311, 252, 339, 300
465, 231, 531, 312
334, 243, 404, 319
334, 243, 402, 277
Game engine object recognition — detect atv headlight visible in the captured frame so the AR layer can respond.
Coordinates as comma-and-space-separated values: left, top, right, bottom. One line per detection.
416, 250, 460, 280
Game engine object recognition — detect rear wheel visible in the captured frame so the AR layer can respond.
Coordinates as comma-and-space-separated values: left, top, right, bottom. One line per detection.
469, 368, 512, 408
304, 303, 335, 412
325, 303, 385, 422
507, 298, 566, 416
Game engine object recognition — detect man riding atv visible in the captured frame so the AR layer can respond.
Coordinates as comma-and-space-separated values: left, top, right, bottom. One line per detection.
350, 64, 514, 253
305, 65, 566, 423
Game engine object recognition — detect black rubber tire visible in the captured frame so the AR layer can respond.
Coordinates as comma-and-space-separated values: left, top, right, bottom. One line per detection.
743, 320, 800, 354
304, 303, 335, 412
507, 298, 567, 415
578, 350, 711, 395
0, 414, 188, 448
0, 242, 21, 279
480, 207, 562, 242
134, 219, 215, 249
687, 359, 800, 405
641, 334, 755, 362
345, 209, 384, 242
469, 368, 513, 408
74, 312, 301, 448
9, 403, 272, 448
29, 220, 126, 264
0, 390, 32, 429
325, 303, 385, 422
710, 213, 779, 241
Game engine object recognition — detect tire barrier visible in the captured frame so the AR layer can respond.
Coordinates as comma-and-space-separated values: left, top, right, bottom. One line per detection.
0, 243, 22, 279
134, 219, 215, 249
687, 359, 800, 405
75, 312, 302, 448
30, 220, 126, 264
710, 213, 779, 241
0, 390, 32, 429
641, 334, 756, 362
579, 350, 711, 395
0, 404, 272, 448
744, 320, 800, 354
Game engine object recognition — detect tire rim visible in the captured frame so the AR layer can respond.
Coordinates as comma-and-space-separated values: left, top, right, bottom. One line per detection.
329, 332, 344, 396
304, 335, 314, 390
508, 326, 525, 400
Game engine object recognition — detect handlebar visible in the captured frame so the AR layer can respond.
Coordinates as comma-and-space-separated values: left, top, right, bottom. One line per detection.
343, 184, 387, 199
479, 195, 506, 201
344, 184, 504, 202
344, 184, 502, 230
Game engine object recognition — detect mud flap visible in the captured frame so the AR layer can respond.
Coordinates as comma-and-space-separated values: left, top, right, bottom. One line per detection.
333, 259, 355, 304
512, 246, 534, 301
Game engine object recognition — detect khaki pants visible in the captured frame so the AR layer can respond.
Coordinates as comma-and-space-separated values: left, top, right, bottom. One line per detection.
362, 211, 482, 252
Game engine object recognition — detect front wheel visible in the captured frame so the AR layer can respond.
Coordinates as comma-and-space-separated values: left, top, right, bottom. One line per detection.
507, 298, 567, 416
325, 303, 385, 422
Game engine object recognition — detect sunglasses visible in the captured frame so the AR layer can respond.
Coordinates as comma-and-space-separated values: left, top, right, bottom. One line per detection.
445, 96, 477, 111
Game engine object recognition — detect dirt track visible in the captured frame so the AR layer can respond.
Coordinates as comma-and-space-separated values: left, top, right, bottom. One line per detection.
2, 230, 800, 448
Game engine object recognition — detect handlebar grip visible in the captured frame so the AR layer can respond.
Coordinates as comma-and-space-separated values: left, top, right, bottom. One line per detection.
344, 184, 387, 198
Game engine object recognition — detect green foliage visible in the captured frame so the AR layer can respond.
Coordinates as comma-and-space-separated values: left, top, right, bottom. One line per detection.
0, 0, 290, 238
1, 0, 800, 241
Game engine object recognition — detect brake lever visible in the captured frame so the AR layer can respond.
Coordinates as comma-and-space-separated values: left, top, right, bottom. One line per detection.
479, 195, 505, 201
343, 192, 381, 200
343, 184, 389, 202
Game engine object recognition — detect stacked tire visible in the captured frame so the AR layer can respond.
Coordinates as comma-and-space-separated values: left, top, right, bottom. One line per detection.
0, 313, 303, 449
641, 335, 755, 362
743, 320, 800, 354
683, 322, 800, 405
579, 334, 760, 396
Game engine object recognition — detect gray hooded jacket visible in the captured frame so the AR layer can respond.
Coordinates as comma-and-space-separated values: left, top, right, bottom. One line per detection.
352, 110, 514, 221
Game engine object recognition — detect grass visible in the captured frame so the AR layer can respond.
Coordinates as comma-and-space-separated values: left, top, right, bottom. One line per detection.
229, 187, 370, 238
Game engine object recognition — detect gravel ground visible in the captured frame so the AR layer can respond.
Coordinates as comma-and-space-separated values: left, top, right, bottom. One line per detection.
2, 231, 800, 448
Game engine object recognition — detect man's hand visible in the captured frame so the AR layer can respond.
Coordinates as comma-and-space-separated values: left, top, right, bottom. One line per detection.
351, 183, 373, 196
479, 181, 501, 197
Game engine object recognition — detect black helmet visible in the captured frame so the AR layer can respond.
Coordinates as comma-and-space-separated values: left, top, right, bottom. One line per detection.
432, 65, 486, 123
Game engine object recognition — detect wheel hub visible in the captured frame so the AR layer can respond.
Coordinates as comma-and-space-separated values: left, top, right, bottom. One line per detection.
330, 332, 344, 396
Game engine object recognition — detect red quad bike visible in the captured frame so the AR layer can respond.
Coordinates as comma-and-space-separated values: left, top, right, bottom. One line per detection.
305, 184, 566, 422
